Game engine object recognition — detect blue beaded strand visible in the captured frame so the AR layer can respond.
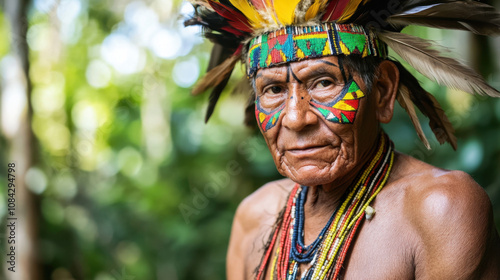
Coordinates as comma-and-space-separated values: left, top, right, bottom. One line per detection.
290, 186, 339, 264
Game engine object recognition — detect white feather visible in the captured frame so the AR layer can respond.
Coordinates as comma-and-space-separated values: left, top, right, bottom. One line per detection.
379, 31, 500, 97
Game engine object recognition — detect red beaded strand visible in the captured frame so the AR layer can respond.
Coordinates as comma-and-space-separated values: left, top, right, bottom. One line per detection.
257, 134, 394, 279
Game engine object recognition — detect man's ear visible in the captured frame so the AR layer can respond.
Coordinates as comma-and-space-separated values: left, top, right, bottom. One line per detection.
371, 60, 399, 124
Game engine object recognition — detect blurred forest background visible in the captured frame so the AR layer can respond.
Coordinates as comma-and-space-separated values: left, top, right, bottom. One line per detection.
0, 0, 499, 279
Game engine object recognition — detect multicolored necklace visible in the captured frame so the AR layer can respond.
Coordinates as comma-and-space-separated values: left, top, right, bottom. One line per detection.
256, 133, 394, 280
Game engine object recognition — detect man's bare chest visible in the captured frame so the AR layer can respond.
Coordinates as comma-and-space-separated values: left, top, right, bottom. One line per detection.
341, 216, 416, 279
246, 206, 415, 279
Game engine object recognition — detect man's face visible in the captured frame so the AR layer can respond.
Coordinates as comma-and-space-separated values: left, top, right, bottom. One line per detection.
253, 56, 381, 187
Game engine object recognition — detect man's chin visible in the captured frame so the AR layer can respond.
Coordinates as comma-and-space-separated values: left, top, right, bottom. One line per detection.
283, 165, 344, 187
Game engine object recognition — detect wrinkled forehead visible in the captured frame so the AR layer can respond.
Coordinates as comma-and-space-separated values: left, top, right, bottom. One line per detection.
253, 56, 343, 83
246, 23, 386, 78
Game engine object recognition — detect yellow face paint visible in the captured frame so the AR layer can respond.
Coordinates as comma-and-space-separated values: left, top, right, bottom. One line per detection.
310, 79, 365, 124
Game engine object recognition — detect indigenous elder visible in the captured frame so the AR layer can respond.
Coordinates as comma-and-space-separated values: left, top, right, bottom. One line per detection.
185, 0, 500, 279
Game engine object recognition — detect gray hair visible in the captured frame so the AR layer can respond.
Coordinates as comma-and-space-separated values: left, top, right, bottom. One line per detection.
343, 55, 383, 93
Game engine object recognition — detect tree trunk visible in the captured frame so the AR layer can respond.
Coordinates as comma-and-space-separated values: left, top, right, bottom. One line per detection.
3, 0, 41, 279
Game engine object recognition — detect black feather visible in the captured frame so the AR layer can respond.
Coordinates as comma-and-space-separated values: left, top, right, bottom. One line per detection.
204, 44, 235, 122
204, 32, 241, 49
389, 1, 500, 36
399, 0, 454, 10
184, 6, 246, 48
394, 61, 457, 149
205, 74, 232, 122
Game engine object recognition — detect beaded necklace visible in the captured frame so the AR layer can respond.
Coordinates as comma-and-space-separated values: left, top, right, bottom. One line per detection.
256, 133, 394, 280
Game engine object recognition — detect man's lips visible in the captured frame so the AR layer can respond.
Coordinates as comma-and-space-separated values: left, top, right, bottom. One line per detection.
285, 145, 331, 157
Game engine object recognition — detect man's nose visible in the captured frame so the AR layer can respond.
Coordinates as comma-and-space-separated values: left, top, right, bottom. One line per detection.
281, 86, 318, 131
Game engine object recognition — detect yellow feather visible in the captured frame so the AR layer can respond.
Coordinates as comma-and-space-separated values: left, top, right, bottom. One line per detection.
337, 0, 364, 23
305, 0, 327, 21
228, 0, 265, 28
273, 0, 302, 25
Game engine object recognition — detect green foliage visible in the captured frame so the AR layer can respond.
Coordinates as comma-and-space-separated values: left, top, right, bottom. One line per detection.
0, 1, 499, 279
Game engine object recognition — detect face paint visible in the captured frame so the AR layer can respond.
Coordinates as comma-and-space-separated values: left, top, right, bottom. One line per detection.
255, 98, 285, 132
310, 78, 365, 124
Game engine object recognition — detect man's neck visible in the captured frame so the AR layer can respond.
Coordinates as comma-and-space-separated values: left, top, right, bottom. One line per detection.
304, 132, 382, 218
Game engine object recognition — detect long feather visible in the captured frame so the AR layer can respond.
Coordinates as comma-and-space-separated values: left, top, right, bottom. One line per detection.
192, 53, 240, 95
272, 0, 302, 25
294, 0, 314, 23
304, 0, 328, 21
336, 0, 364, 23
398, 0, 453, 9
207, 44, 231, 72
388, 1, 500, 36
209, 1, 253, 32
323, 0, 344, 21
250, 0, 278, 26
228, 0, 265, 28
397, 85, 431, 149
205, 75, 232, 122
249, 0, 266, 11
379, 31, 500, 97
338, 0, 395, 26
203, 32, 241, 48
204, 44, 237, 122
423, 91, 457, 150
221, 25, 247, 36
394, 61, 457, 149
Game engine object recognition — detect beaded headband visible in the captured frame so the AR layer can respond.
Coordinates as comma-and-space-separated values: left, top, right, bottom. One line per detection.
186, 0, 500, 149
246, 23, 387, 77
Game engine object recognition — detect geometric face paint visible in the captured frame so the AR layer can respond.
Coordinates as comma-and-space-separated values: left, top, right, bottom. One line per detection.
310, 78, 365, 124
255, 98, 286, 132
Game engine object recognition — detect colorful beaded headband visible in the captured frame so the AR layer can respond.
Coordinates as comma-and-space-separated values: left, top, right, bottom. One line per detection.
246, 23, 387, 77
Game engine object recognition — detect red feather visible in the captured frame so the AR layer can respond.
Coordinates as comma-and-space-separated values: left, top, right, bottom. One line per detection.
226, 19, 253, 33
322, 0, 350, 21
209, 1, 252, 32
221, 26, 246, 36
250, 0, 266, 10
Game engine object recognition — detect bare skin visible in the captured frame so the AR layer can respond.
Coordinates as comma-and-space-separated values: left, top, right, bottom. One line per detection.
226, 56, 500, 279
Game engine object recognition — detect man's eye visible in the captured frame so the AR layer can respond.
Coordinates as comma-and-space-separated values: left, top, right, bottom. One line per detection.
266, 86, 283, 94
316, 80, 333, 88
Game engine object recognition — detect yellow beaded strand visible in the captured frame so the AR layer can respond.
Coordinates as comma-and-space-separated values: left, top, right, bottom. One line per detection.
270, 246, 280, 280
319, 149, 394, 278
264, 135, 393, 280
312, 136, 388, 279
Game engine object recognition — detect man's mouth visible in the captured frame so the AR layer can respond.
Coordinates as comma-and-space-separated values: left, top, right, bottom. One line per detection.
285, 145, 331, 157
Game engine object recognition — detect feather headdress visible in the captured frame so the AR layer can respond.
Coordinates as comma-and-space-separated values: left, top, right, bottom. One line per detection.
185, 0, 500, 149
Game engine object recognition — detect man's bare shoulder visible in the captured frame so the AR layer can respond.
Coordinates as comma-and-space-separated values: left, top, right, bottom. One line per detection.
391, 152, 500, 278
392, 153, 492, 223
235, 178, 295, 231
226, 178, 295, 279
